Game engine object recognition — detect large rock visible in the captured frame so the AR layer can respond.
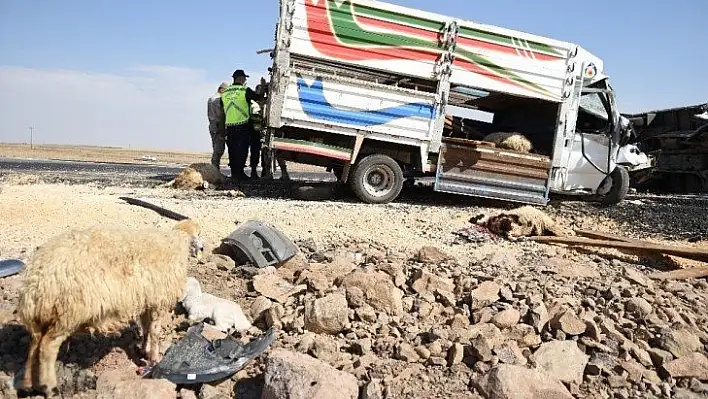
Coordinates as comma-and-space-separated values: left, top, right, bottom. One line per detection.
340, 271, 403, 316
417, 246, 449, 264
659, 328, 703, 358
304, 293, 349, 335
549, 310, 586, 336
469, 281, 500, 310
411, 270, 454, 295
97, 379, 176, 399
531, 341, 589, 385
253, 273, 307, 303
476, 364, 573, 399
262, 349, 359, 399
663, 352, 708, 380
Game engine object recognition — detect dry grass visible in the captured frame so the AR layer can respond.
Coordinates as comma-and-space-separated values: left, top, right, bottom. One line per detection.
0, 143, 211, 166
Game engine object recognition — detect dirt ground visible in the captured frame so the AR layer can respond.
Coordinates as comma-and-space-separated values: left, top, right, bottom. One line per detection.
1, 171, 707, 398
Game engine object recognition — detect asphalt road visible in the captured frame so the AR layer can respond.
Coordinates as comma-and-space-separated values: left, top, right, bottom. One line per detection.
0, 157, 335, 184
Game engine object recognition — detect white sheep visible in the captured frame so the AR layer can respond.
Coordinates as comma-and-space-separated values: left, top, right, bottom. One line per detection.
471, 205, 574, 238
161, 162, 227, 190
483, 132, 534, 154
181, 277, 252, 333
16, 219, 204, 396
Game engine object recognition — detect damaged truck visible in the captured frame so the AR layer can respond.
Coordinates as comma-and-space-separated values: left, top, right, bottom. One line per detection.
624, 102, 708, 193
259, 0, 648, 205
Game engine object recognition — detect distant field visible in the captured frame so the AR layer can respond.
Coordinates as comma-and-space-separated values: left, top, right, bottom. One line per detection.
0, 143, 211, 166
0, 142, 324, 172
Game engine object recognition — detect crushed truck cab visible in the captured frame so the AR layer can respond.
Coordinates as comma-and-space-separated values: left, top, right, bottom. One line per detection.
260, 0, 647, 205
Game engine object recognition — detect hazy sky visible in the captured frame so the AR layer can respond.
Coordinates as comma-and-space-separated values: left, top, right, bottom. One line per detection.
1, 0, 706, 152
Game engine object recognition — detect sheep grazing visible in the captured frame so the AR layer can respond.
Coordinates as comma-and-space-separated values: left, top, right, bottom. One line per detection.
471, 205, 574, 238
181, 277, 252, 333
16, 219, 204, 396
162, 162, 227, 190
483, 132, 534, 154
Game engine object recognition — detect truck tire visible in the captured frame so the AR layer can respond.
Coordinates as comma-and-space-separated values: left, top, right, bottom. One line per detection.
349, 154, 404, 204
599, 166, 630, 205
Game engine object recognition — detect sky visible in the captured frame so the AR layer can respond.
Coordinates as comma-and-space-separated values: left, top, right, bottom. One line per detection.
0, 0, 706, 152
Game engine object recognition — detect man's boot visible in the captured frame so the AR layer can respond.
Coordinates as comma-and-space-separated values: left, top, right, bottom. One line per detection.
250, 166, 259, 179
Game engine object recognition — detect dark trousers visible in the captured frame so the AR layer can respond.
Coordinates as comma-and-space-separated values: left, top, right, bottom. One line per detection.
249, 129, 261, 169
226, 124, 253, 177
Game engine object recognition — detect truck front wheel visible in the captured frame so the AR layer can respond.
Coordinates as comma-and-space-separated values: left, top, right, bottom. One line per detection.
350, 154, 404, 204
599, 166, 630, 205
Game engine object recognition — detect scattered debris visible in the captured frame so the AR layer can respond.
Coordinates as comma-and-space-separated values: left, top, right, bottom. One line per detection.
220, 220, 298, 269
0, 259, 25, 278
148, 323, 275, 384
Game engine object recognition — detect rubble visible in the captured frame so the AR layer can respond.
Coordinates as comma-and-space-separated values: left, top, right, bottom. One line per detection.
1, 181, 708, 399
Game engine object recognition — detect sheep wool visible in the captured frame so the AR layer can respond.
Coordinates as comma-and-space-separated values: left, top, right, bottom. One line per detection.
472, 206, 574, 238
181, 277, 252, 333
163, 162, 227, 190
16, 219, 202, 395
483, 132, 534, 154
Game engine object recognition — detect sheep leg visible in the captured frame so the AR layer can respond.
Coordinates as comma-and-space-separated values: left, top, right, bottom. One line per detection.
140, 309, 162, 363
20, 328, 42, 391
37, 328, 70, 396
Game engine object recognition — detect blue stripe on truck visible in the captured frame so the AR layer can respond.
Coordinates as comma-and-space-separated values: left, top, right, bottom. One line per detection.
296, 77, 435, 127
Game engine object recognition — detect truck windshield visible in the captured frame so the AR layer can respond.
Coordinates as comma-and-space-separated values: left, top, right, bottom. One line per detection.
579, 92, 609, 121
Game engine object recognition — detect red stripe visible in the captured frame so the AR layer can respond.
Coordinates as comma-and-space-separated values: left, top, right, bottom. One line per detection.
305, 2, 439, 62
457, 36, 560, 61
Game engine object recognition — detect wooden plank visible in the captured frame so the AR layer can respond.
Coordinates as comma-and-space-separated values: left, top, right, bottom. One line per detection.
575, 229, 640, 244
528, 236, 708, 263
650, 268, 708, 281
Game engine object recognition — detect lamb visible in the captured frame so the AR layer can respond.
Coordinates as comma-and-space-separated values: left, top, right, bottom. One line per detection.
161, 162, 227, 190
471, 205, 574, 238
16, 219, 204, 396
181, 277, 252, 333
483, 132, 534, 154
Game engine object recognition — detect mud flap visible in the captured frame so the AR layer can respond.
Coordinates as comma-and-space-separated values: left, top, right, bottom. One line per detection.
148, 324, 276, 385
433, 138, 551, 205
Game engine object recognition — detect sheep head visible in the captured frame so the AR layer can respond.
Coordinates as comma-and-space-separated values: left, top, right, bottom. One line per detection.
181, 276, 202, 302
173, 219, 204, 260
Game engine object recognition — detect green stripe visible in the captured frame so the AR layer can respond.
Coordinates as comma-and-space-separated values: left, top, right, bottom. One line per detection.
329, 0, 441, 49
455, 48, 549, 94
352, 3, 443, 31
459, 27, 563, 57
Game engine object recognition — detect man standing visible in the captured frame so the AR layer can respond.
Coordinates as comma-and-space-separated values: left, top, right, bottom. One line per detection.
221, 69, 262, 180
207, 82, 229, 168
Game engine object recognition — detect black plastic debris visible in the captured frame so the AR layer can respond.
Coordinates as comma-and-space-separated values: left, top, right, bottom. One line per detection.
221, 220, 298, 269
148, 323, 275, 385
0, 259, 25, 278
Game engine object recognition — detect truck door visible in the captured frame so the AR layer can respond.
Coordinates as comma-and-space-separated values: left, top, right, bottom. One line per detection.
433, 137, 553, 205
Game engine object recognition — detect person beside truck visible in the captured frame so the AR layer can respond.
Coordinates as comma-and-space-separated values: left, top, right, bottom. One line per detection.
207, 82, 229, 169
220, 69, 263, 181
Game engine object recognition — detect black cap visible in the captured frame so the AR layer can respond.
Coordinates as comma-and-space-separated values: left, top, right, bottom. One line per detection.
232, 69, 249, 78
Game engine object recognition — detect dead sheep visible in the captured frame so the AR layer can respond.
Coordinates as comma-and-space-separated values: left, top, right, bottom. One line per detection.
181, 277, 252, 333
162, 162, 227, 190
483, 132, 534, 154
16, 219, 204, 396
471, 205, 574, 238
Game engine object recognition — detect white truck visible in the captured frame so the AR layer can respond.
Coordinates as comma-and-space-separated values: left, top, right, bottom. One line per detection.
260, 0, 648, 205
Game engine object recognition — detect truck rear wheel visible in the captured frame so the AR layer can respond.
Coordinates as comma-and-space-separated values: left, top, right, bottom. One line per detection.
599, 166, 630, 205
350, 154, 404, 204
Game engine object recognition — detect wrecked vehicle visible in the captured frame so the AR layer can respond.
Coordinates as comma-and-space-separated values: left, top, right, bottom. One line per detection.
259, 0, 648, 206
624, 102, 708, 193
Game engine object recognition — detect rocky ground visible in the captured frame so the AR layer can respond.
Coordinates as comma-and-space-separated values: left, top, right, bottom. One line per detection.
1, 172, 707, 399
